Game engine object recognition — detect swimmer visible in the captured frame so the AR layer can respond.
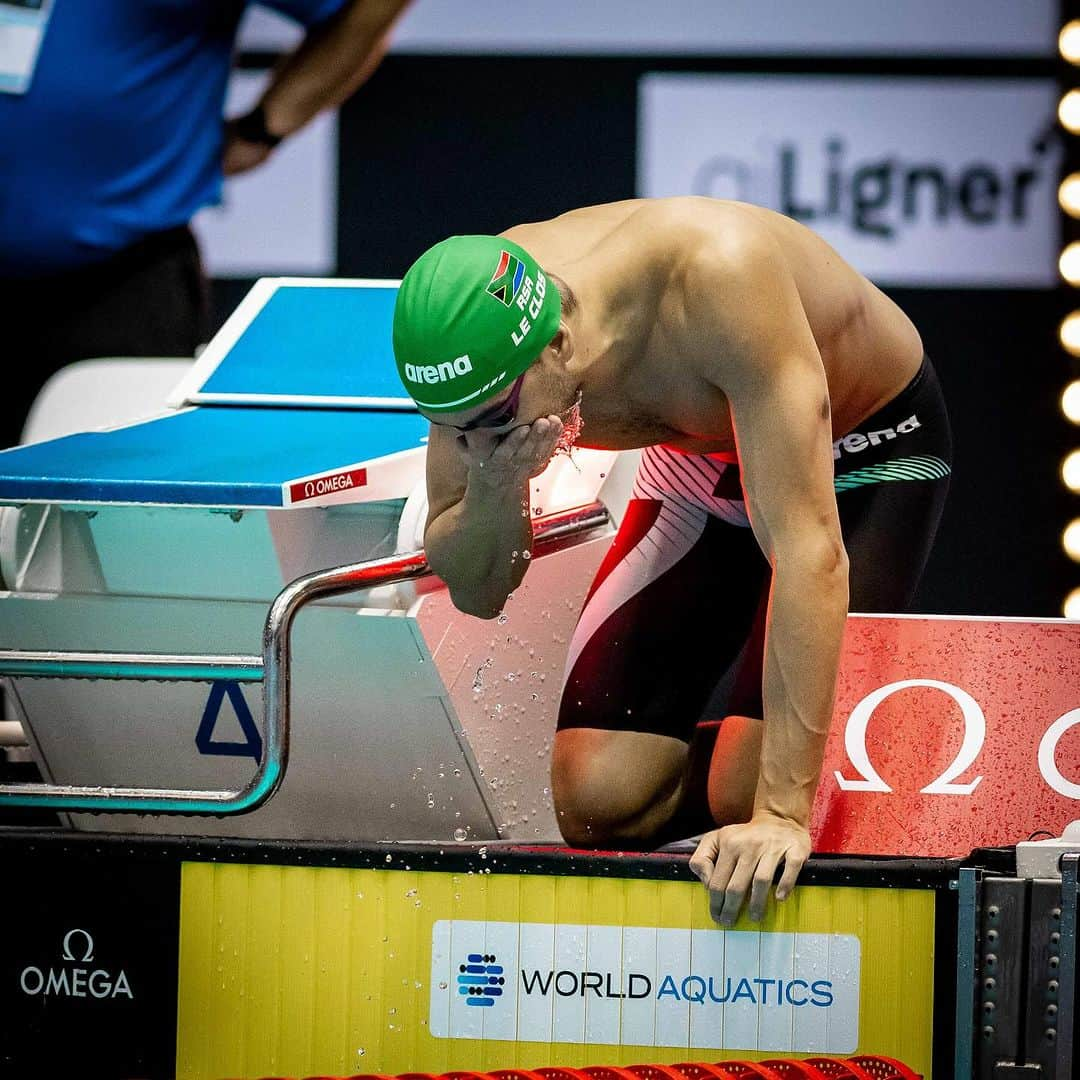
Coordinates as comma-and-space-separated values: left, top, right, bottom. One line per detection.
391, 198, 952, 925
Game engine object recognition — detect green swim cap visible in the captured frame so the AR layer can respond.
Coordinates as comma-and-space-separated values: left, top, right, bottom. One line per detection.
392, 235, 562, 413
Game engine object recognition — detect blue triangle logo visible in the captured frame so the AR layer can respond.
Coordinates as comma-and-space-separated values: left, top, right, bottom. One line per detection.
195, 680, 263, 762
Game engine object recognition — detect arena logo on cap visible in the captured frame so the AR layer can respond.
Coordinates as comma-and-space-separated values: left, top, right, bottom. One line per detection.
404, 354, 474, 384
486, 250, 526, 307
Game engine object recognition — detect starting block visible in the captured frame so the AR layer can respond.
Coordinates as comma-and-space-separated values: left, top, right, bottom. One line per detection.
0, 277, 622, 840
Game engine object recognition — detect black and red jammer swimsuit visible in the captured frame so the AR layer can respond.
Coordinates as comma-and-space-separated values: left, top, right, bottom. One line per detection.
557, 354, 952, 741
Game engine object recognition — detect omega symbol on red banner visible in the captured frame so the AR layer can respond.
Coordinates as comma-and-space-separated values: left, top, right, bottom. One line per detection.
835, 680, 1080, 799
19, 928, 134, 1000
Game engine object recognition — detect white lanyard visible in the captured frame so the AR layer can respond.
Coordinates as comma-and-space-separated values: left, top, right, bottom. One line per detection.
0, 0, 54, 95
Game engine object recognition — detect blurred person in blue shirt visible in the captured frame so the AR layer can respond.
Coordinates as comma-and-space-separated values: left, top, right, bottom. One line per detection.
0, 0, 410, 447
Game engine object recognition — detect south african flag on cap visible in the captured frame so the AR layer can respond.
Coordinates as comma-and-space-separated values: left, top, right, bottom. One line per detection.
486, 250, 526, 307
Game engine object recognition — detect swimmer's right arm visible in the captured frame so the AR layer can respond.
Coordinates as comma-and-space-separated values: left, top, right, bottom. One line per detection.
423, 418, 564, 619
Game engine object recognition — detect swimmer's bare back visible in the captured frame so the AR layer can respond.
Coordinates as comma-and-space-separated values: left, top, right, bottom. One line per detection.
500, 196, 924, 456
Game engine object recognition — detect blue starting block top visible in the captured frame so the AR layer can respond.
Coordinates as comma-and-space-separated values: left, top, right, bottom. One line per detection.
170, 279, 413, 409
0, 279, 430, 509
0, 407, 429, 508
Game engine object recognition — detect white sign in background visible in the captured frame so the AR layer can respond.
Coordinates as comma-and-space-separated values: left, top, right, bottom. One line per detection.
638, 76, 1061, 288
429, 920, 860, 1053
191, 71, 337, 277
240, 1, 1056, 57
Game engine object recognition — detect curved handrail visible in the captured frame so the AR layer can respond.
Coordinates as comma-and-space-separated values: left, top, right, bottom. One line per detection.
0, 501, 609, 814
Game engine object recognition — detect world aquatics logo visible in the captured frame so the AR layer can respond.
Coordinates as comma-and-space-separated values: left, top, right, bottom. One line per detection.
486, 251, 525, 307
457, 951, 505, 1007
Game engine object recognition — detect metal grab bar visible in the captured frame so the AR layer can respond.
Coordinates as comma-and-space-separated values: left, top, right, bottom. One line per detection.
0, 501, 609, 815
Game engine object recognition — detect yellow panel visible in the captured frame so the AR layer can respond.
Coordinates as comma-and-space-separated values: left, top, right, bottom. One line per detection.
178, 862, 936, 1080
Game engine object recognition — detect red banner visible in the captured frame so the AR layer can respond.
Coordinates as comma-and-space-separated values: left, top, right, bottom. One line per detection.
810, 615, 1080, 857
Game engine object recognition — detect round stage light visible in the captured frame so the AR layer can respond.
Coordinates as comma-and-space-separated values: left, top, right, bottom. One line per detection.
1065, 519, 1080, 561
1061, 173, 1080, 217
1065, 586, 1080, 619
1064, 380, 1080, 424
1062, 20, 1080, 63
1064, 449, 1080, 491
1060, 242, 1080, 284
1059, 312, 1080, 354
1060, 90, 1080, 133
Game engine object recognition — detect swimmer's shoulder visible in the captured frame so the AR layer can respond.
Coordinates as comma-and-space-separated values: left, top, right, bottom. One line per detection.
500, 198, 787, 304
610, 199, 791, 281
500, 198, 747, 260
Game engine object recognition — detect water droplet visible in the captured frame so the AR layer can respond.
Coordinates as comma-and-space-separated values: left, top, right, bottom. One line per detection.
497, 614, 509, 625
405, 888, 417, 897
357, 1048, 366, 1057
385, 854, 393, 863
522, 550, 531, 560
454, 827, 468, 841
439, 980, 448, 990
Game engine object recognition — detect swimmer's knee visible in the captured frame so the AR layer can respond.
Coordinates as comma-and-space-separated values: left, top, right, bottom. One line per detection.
554, 792, 672, 850
551, 728, 688, 849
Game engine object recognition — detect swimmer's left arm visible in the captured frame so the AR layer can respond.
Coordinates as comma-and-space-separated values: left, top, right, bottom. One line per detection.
684, 229, 849, 924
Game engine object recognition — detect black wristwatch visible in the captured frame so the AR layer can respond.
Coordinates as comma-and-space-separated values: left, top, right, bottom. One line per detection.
231, 103, 283, 149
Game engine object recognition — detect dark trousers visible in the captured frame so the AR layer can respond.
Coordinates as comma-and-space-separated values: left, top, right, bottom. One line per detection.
1, 225, 208, 449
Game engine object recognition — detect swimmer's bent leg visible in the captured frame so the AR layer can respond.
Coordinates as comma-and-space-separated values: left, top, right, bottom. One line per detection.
553, 495, 767, 847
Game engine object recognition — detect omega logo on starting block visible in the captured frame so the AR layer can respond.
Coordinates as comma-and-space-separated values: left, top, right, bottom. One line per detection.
288, 467, 369, 504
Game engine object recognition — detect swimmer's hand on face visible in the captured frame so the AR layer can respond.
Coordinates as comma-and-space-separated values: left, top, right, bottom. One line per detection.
688, 814, 811, 926
456, 415, 565, 487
